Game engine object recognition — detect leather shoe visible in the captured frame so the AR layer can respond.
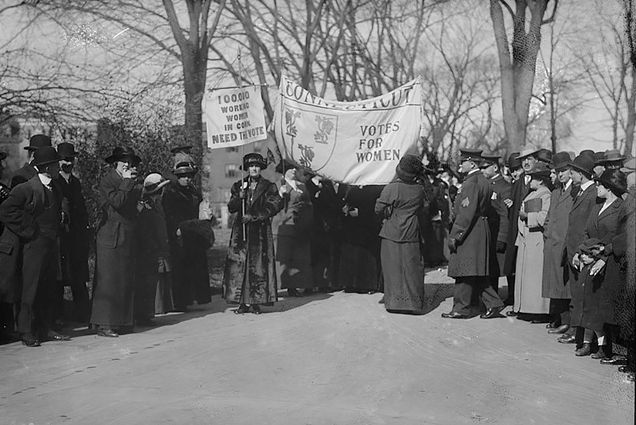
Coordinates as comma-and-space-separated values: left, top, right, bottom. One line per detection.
250, 305, 262, 315
545, 321, 559, 329
234, 304, 249, 314
97, 328, 119, 338
21, 334, 41, 347
530, 317, 550, 324
480, 306, 504, 319
591, 346, 611, 360
547, 324, 570, 334
600, 356, 628, 366
441, 311, 468, 319
505, 310, 518, 317
46, 331, 71, 341
557, 334, 576, 344
575, 343, 592, 356
618, 365, 633, 373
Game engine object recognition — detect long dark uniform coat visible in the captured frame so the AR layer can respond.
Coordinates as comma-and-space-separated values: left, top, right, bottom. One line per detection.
272, 181, 314, 290
572, 198, 624, 331
503, 174, 530, 276
447, 171, 492, 278
58, 173, 90, 321
223, 176, 283, 306
0, 175, 62, 336
486, 174, 511, 280
162, 181, 208, 308
90, 169, 141, 329
541, 182, 574, 300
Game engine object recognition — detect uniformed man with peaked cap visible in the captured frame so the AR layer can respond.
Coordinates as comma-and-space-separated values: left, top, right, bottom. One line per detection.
442, 149, 504, 319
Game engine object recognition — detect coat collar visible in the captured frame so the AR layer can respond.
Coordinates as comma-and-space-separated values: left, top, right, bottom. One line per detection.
597, 197, 623, 221
572, 183, 596, 209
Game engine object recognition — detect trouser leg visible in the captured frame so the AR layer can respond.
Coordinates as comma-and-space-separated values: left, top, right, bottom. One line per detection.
453, 277, 474, 316
479, 277, 504, 310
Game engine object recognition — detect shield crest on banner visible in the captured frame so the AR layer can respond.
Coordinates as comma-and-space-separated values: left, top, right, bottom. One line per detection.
284, 105, 338, 172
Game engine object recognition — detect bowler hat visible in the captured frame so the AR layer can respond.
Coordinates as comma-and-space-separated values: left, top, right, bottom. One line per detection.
170, 145, 192, 155
243, 152, 267, 169
580, 150, 595, 160
479, 153, 500, 168
32, 146, 60, 167
569, 154, 595, 177
595, 168, 627, 196
537, 149, 553, 165
551, 151, 572, 171
507, 152, 521, 170
105, 146, 142, 164
24, 134, 52, 151
142, 173, 170, 195
593, 151, 606, 165
396, 154, 424, 182
598, 149, 626, 165
459, 148, 482, 163
527, 162, 551, 180
173, 161, 197, 176
517, 145, 541, 160
57, 142, 78, 159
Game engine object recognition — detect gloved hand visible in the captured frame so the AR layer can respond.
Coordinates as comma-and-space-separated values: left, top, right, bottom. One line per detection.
448, 238, 457, 254
242, 214, 257, 223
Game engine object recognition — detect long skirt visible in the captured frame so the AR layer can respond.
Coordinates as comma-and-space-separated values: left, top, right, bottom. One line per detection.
381, 239, 424, 312
155, 272, 174, 314
276, 233, 314, 289
339, 242, 380, 292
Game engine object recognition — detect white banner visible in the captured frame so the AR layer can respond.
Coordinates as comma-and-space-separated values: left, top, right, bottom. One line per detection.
273, 76, 422, 185
203, 86, 267, 149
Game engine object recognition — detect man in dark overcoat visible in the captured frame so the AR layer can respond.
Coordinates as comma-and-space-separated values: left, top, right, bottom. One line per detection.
442, 149, 504, 319
480, 153, 511, 293
558, 153, 600, 345
222, 153, 283, 314
0, 147, 71, 346
10, 134, 52, 188
56, 143, 90, 323
503, 146, 539, 309
90, 147, 142, 337
541, 152, 574, 334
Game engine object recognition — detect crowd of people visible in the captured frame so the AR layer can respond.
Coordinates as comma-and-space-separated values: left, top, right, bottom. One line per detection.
0, 135, 213, 344
0, 134, 634, 382
228, 147, 635, 383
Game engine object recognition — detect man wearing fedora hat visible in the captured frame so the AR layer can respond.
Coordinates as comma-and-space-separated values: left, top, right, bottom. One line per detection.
442, 149, 504, 320
541, 152, 575, 334
10, 134, 52, 188
223, 152, 283, 314
0, 146, 71, 346
55, 142, 90, 324
502, 146, 540, 309
557, 152, 601, 345
90, 147, 143, 337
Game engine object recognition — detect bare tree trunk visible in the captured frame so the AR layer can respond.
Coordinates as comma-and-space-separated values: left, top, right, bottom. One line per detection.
625, 65, 636, 156
490, 0, 556, 153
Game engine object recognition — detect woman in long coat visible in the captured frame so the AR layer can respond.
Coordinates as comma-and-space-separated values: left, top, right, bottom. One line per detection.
571, 169, 626, 359
162, 162, 208, 310
375, 155, 427, 313
513, 164, 552, 319
90, 147, 142, 337
273, 167, 314, 296
222, 153, 283, 314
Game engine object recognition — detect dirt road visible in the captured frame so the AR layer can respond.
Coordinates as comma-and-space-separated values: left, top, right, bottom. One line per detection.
1, 279, 633, 425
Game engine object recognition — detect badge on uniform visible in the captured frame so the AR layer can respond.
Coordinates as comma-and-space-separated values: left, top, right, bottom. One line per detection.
491, 192, 497, 200
461, 197, 470, 207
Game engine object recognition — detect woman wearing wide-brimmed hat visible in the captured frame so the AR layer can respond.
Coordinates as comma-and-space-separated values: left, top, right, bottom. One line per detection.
512, 163, 552, 321
162, 161, 210, 310
570, 169, 627, 359
90, 147, 142, 337
375, 155, 427, 313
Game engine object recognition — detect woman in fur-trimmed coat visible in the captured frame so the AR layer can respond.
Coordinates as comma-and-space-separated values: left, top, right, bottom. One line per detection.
222, 153, 283, 314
